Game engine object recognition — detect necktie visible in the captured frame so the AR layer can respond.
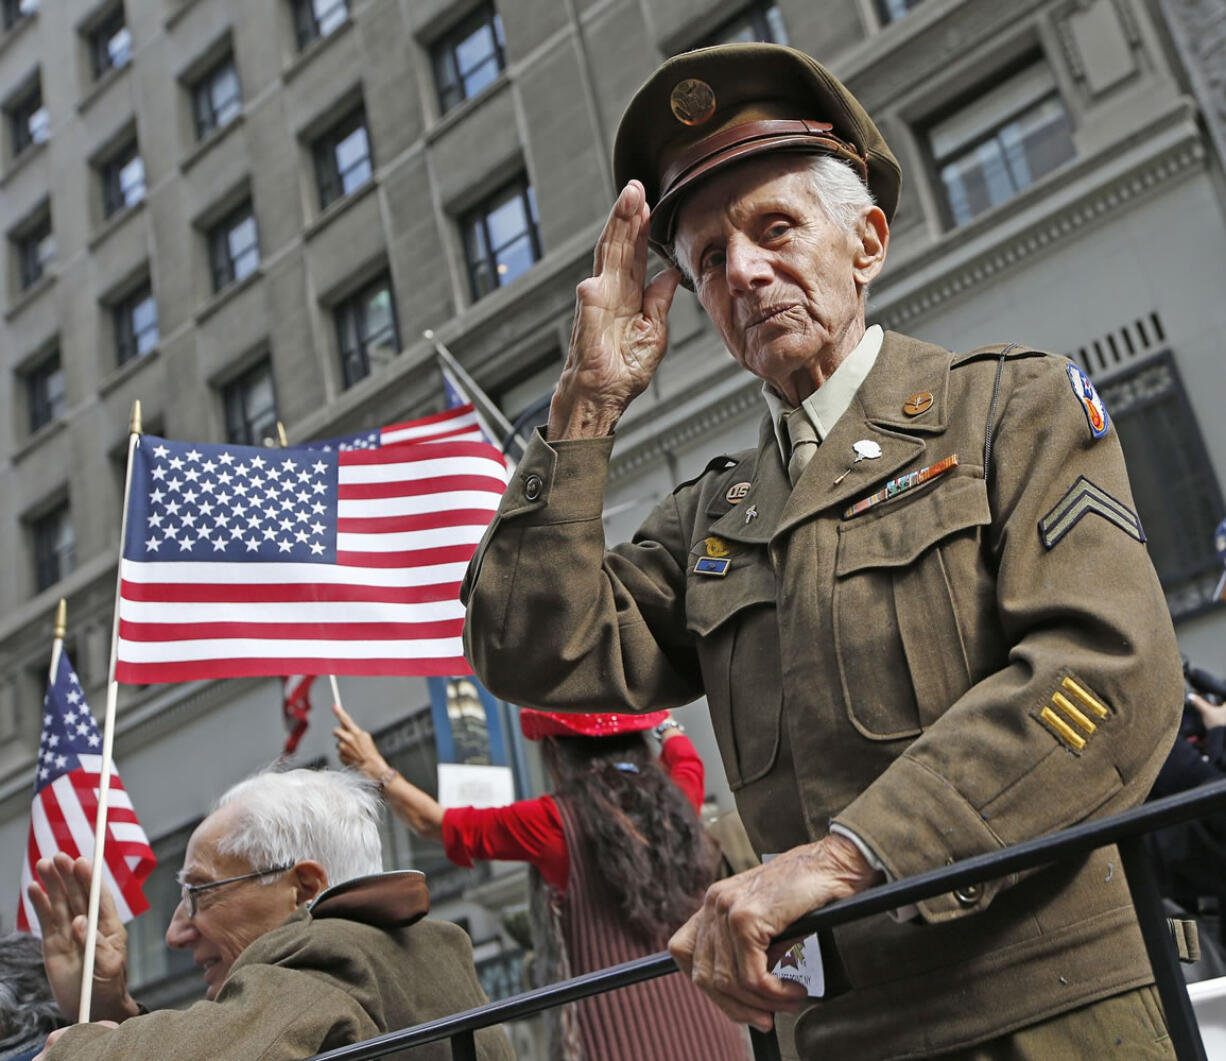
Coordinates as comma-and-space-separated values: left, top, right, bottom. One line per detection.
785, 409, 819, 487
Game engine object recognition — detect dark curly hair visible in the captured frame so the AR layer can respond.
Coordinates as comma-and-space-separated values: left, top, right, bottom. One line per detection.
542, 732, 717, 942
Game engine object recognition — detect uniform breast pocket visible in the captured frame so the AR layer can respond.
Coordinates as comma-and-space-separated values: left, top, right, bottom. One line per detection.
834, 475, 991, 740
685, 551, 781, 790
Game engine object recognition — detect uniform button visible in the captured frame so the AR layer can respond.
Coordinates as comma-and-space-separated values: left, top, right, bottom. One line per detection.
955, 883, 982, 906
523, 474, 542, 501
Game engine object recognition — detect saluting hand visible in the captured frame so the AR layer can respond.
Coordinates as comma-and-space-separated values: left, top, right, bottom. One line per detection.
332, 703, 391, 781
548, 180, 681, 440
28, 853, 139, 1025
669, 833, 881, 1033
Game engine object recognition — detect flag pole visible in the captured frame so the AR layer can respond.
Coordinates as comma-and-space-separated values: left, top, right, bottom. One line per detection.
78, 400, 142, 1025
49, 598, 67, 683
276, 422, 345, 714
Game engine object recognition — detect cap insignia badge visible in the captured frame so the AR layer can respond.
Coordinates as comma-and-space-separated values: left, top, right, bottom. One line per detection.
670, 79, 716, 126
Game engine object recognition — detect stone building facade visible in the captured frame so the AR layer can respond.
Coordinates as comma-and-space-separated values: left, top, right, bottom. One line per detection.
1, 0, 1225, 1048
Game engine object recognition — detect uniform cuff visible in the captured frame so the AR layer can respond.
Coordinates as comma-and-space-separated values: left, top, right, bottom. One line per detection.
496, 430, 615, 523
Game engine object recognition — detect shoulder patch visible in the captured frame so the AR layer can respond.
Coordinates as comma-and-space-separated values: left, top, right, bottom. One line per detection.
1065, 364, 1110, 439
1039, 476, 1144, 549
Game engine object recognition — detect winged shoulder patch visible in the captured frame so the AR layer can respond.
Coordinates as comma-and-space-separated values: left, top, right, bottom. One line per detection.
1039, 476, 1145, 550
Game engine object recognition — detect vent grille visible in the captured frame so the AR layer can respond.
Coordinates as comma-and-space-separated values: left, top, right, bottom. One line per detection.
1073, 311, 1166, 377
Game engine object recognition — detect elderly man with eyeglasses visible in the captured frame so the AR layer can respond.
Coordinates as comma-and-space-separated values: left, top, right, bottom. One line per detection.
26, 769, 514, 1061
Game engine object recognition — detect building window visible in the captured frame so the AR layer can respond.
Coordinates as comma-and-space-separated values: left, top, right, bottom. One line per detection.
291, 0, 348, 51
32, 501, 75, 591
8, 79, 48, 157
432, 4, 506, 116
88, 5, 131, 79
336, 273, 398, 388
703, 2, 787, 45
100, 138, 145, 217
1095, 352, 1226, 619
461, 176, 540, 300
25, 352, 64, 433
222, 359, 278, 445
113, 280, 158, 365
312, 106, 372, 209
127, 823, 198, 996
207, 202, 259, 292
13, 209, 55, 289
877, 0, 926, 23
927, 61, 1075, 227
191, 55, 241, 140
2, 0, 37, 30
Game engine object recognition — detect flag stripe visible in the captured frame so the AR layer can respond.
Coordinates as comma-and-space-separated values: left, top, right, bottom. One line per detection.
120, 578, 463, 605
117, 655, 471, 681
336, 545, 480, 568
120, 598, 462, 624
118, 635, 466, 662
120, 618, 464, 641
338, 508, 501, 534
121, 559, 471, 587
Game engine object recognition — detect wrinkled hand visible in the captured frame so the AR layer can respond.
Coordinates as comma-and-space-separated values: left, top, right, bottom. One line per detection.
32, 1019, 120, 1061
332, 703, 390, 780
548, 180, 681, 440
28, 854, 138, 1024
669, 833, 882, 1032
1189, 693, 1226, 732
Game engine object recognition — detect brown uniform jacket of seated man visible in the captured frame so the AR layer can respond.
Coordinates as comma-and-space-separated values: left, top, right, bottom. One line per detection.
461, 40, 1183, 1061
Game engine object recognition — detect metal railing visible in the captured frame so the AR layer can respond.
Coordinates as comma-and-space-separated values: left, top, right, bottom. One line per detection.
307, 780, 1226, 1061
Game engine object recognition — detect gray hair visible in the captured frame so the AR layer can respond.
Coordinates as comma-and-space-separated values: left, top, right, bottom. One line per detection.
672, 154, 876, 287
0, 931, 63, 1049
214, 768, 383, 887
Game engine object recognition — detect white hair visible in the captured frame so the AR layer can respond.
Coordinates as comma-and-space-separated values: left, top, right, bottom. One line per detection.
214, 768, 383, 886
672, 153, 876, 287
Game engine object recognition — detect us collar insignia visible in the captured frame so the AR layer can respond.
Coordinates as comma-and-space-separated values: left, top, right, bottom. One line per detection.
1066, 364, 1110, 439
670, 79, 716, 126
844, 455, 959, 519
725, 481, 750, 504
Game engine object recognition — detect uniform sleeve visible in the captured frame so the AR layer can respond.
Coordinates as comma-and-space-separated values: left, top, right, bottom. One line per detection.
834, 355, 1183, 922
442, 796, 569, 889
659, 734, 705, 811
462, 432, 703, 713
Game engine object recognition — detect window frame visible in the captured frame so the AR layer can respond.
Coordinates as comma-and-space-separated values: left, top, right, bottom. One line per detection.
221, 358, 278, 446
31, 500, 75, 592
191, 53, 241, 141
88, 5, 131, 80
460, 174, 541, 301
335, 272, 399, 388
876, 0, 926, 25
25, 351, 65, 433
431, 3, 506, 117
9, 79, 47, 157
291, 0, 349, 51
700, 1, 787, 46
312, 105, 373, 210
100, 137, 145, 218
2, 0, 37, 31
207, 201, 260, 293
112, 279, 158, 366
15, 209, 54, 289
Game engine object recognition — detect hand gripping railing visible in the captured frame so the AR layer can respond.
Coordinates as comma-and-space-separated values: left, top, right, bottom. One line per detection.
307, 780, 1226, 1061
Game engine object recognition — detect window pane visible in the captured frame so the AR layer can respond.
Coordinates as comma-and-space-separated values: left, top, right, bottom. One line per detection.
485, 193, 529, 251
119, 154, 145, 206
363, 286, 394, 346
334, 125, 371, 194
228, 215, 258, 280
315, 0, 347, 36
28, 105, 49, 144
494, 233, 535, 286
210, 65, 241, 123
999, 99, 1074, 191
133, 293, 158, 353
107, 25, 131, 68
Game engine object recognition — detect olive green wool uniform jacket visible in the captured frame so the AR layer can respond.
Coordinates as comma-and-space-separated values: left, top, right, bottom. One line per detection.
45, 909, 514, 1061
463, 332, 1183, 1060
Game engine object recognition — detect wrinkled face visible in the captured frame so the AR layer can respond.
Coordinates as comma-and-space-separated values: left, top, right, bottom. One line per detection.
164, 804, 299, 1000
673, 155, 875, 401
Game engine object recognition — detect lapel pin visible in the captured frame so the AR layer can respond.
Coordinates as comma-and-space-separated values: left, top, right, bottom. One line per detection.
744, 504, 758, 524
904, 392, 934, 417
833, 439, 884, 485
725, 481, 750, 504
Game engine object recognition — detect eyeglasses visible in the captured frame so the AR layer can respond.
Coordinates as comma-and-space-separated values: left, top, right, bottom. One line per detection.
178, 864, 293, 917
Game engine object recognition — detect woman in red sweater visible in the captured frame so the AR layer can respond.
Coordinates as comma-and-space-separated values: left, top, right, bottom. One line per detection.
333, 704, 747, 1061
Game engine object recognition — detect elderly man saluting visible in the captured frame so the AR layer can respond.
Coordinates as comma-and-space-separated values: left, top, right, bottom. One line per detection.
27, 769, 513, 1061
462, 43, 1184, 1059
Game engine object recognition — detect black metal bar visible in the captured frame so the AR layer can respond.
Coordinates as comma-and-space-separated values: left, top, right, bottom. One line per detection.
307, 781, 1226, 1061
1118, 836, 1207, 1061
449, 1028, 477, 1061
750, 1026, 784, 1061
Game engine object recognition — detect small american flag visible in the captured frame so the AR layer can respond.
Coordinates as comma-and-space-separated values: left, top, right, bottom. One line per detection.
16, 653, 155, 934
282, 674, 316, 756
312, 403, 486, 451
114, 434, 508, 682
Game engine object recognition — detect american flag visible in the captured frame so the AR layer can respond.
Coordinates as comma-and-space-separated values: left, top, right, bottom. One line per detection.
114, 434, 508, 682
282, 674, 316, 756
312, 403, 487, 452
17, 653, 155, 934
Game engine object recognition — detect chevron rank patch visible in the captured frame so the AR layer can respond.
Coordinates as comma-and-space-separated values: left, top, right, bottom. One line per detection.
1066, 364, 1110, 439
1039, 476, 1145, 550
1034, 675, 1112, 753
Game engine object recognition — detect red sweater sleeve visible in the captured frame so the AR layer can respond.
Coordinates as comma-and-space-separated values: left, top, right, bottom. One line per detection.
441, 795, 569, 890
660, 734, 705, 812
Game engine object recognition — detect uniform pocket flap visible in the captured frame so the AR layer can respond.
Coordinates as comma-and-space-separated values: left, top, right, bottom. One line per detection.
685, 551, 776, 637
837, 475, 990, 575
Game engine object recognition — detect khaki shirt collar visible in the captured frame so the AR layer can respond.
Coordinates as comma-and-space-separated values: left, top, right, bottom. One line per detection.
765, 324, 884, 461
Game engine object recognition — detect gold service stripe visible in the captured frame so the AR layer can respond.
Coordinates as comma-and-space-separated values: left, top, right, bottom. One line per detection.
1062, 676, 1109, 719
1039, 706, 1087, 751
